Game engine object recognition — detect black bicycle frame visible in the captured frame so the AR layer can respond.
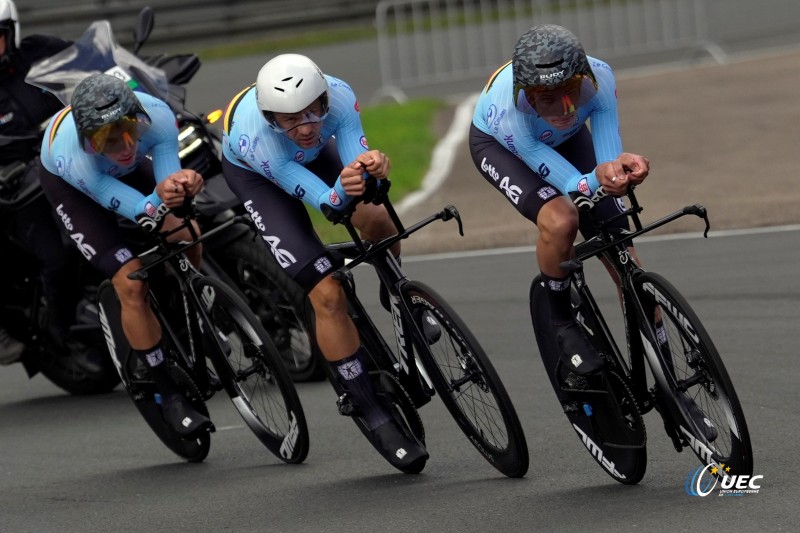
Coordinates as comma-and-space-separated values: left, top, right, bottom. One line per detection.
127, 216, 246, 397
565, 188, 711, 415
326, 194, 464, 406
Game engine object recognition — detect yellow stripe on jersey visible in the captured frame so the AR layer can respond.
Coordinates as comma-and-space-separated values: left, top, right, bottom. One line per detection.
48, 106, 73, 148
223, 83, 255, 134
484, 60, 512, 94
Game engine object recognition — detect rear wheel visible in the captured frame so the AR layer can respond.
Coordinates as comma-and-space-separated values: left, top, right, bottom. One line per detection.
216, 238, 324, 382
634, 272, 753, 476
97, 281, 211, 462
194, 276, 309, 464
403, 281, 529, 478
531, 276, 647, 484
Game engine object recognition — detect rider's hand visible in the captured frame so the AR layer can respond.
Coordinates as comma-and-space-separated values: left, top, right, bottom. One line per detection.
355, 150, 391, 180
595, 159, 630, 196
340, 161, 368, 196
157, 169, 204, 207
618, 152, 650, 185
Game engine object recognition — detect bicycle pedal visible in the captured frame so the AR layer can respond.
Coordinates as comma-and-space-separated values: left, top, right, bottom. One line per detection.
562, 402, 580, 415
564, 372, 588, 390
336, 393, 360, 417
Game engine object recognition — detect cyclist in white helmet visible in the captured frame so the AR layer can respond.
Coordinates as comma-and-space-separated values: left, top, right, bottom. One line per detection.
221, 53, 428, 472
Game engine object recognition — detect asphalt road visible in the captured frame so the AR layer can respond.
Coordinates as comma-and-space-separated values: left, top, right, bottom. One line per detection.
1, 228, 797, 531
3, 19, 799, 533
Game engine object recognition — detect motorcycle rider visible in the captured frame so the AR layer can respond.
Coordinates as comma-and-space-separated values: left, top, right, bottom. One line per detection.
221, 54, 428, 471
0, 0, 78, 365
38, 73, 212, 437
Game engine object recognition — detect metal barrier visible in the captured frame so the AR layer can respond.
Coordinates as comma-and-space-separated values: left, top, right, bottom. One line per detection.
375, 0, 725, 102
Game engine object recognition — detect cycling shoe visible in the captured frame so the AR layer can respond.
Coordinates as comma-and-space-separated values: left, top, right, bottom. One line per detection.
161, 393, 215, 437
370, 419, 428, 473
679, 394, 718, 442
555, 322, 604, 376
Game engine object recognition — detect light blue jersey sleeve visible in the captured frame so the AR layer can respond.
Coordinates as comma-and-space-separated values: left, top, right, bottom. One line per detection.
472, 58, 623, 197
222, 78, 369, 213
40, 92, 181, 222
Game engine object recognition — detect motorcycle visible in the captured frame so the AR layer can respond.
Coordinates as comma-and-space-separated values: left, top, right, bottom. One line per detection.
26, 7, 324, 382
0, 135, 120, 395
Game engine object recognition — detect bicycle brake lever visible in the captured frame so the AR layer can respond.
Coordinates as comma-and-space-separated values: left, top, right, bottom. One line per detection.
441, 205, 464, 236
683, 204, 711, 238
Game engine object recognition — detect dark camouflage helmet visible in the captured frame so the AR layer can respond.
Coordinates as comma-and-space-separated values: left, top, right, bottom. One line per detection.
71, 73, 148, 146
512, 24, 596, 92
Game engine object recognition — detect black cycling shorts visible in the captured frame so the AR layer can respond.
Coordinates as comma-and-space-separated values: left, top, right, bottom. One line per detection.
468, 123, 628, 238
222, 140, 342, 292
38, 159, 154, 278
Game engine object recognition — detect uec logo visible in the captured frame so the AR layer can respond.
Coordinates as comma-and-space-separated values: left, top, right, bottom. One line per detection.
686, 464, 763, 497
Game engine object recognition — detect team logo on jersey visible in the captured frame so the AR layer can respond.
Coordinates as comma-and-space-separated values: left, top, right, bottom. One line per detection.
539, 130, 553, 141
238, 134, 250, 155
294, 151, 305, 163
578, 178, 591, 196
329, 190, 342, 206
355, 101, 360, 112
55, 156, 66, 176
486, 104, 497, 125
360, 136, 368, 149
145, 202, 158, 217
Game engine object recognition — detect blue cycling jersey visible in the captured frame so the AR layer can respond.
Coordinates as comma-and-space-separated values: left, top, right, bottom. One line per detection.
40, 92, 181, 222
221, 75, 369, 212
472, 56, 622, 196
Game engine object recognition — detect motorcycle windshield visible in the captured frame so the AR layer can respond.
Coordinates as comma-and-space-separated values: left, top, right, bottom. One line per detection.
25, 20, 169, 106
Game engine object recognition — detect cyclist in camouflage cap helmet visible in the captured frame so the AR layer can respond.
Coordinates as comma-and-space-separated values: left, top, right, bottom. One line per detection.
39, 72, 211, 437
469, 24, 651, 377
70, 73, 151, 154
512, 23, 596, 91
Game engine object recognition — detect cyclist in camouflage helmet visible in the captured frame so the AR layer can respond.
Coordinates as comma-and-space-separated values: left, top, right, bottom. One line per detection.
38, 73, 212, 437
469, 24, 651, 376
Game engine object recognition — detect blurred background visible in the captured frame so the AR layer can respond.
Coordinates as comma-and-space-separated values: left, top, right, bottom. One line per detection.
21, 0, 800, 106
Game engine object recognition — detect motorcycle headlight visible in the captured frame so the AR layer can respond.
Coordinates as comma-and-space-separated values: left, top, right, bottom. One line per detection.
178, 124, 204, 160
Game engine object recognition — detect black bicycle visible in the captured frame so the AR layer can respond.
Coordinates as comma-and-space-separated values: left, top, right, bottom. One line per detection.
97, 208, 309, 464
530, 188, 752, 484
317, 181, 529, 477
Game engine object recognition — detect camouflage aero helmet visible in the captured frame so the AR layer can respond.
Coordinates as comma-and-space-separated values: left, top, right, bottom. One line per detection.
71, 73, 151, 154
512, 24, 597, 93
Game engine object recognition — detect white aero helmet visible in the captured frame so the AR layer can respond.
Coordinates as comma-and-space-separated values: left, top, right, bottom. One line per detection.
256, 53, 329, 130
0, 0, 20, 49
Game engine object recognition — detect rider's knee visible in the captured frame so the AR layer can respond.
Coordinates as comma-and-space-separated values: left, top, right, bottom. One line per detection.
354, 203, 393, 237
112, 267, 149, 308
537, 199, 579, 241
308, 277, 348, 319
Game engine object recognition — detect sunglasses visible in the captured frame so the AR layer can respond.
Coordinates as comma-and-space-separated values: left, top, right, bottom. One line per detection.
83, 113, 151, 154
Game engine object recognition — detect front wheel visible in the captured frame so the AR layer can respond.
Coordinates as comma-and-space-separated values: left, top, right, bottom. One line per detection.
634, 272, 753, 476
194, 276, 310, 464
402, 281, 529, 478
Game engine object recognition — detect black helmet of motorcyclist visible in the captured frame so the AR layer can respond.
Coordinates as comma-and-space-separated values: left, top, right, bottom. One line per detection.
71, 73, 152, 155
512, 24, 598, 117
0, 0, 19, 65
